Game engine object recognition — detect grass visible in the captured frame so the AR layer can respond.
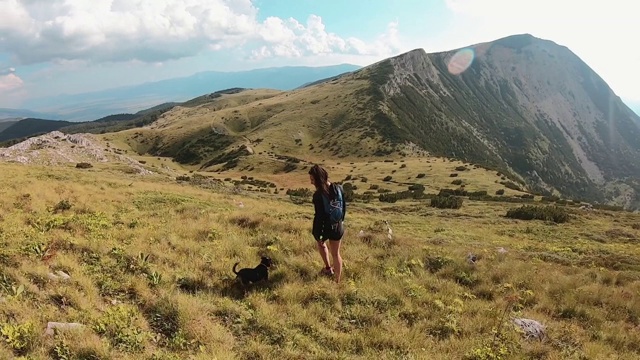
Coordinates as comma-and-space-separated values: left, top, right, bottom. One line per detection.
1, 160, 639, 359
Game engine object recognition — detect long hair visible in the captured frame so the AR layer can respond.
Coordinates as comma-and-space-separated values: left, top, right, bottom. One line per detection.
308, 164, 330, 196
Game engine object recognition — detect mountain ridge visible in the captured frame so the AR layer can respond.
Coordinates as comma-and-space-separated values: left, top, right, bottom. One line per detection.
95, 33, 640, 208
369, 33, 640, 206
19, 64, 361, 121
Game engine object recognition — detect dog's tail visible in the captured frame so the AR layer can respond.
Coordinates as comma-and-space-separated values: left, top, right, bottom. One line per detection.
232, 262, 240, 275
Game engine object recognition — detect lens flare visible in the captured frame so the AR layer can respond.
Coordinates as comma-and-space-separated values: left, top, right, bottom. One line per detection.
447, 48, 475, 75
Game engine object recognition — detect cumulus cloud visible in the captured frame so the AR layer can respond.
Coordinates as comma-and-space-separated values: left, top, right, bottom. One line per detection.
0, 0, 402, 64
252, 16, 401, 60
0, 72, 24, 92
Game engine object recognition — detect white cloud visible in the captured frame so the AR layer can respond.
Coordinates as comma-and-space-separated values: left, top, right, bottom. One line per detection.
0, 0, 402, 65
443, 0, 639, 100
0, 73, 24, 92
252, 16, 401, 60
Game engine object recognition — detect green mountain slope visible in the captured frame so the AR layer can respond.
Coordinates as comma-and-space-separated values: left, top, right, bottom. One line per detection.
369, 34, 640, 208
94, 34, 640, 209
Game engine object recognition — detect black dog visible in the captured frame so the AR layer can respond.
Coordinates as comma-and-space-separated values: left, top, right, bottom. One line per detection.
232, 256, 272, 285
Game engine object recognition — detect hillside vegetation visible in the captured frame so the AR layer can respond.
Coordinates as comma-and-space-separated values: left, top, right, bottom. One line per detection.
75, 35, 640, 212
1, 159, 639, 359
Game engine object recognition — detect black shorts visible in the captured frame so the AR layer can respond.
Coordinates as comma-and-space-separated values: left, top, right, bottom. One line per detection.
315, 222, 344, 242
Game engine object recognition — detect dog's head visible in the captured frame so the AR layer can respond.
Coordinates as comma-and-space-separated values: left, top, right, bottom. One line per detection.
260, 256, 273, 268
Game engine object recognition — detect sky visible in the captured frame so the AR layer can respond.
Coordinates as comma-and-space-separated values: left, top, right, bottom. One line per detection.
0, 0, 638, 110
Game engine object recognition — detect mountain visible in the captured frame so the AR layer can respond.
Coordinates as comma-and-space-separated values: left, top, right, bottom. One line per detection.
0, 118, 75, 142
21, 64, 361, 122
0, 108, 60, 120
102, 34, 640, 209
0, 120, 18, 133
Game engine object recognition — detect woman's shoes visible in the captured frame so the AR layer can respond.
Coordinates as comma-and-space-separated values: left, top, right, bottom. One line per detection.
320, 266, 335, 276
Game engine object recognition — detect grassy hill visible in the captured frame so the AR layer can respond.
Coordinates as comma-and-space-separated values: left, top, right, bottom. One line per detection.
3, 32, 640, 359
0, 119, 74, 142
0, 161, 639, 359
94, 34, 640, 210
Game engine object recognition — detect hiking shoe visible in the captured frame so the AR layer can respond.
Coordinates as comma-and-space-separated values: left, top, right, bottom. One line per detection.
320, 267, 335, 276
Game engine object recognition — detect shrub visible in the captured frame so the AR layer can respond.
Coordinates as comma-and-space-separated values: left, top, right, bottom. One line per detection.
505, 205, 570, 223
501, 181, 521, 191
176, 175, 190, 182
455, 166, 467, 171
449, 173, 458, 177
383, 176, 393, 181
430, 196, 463, 209
76, 162, 92, 169
1, 322, 37, 355
52, 199, 72, 213
285, 188, 312, 197
400, 164, 407, 168
416, 173, 426, 178
496, 189, 505, 195
408, 184, 425, 192
439, 188, 467, 197
92, 305, 145, 351
451, 179, 463, 185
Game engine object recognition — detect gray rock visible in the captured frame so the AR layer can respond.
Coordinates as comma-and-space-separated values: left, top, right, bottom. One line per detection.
513, 318, 545, 340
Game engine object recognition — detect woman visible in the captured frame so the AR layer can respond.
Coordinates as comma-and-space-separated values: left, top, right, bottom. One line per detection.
308, 164, 346, 283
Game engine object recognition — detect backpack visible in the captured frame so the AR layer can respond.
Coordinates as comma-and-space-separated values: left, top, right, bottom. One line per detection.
321, 184, 344, 228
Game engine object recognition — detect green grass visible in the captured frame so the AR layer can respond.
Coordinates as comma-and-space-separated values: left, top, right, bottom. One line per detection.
1, 161, 639, 359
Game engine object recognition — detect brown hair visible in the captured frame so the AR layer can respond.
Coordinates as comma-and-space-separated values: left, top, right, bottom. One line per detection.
308, 164, 330, 196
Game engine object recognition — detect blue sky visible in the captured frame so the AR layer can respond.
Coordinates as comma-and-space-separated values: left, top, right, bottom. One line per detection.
0, 0, 638, 110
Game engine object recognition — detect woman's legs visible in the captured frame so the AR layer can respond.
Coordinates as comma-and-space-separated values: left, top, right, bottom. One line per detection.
328, 240, 342, 283
316, 240, 331, 269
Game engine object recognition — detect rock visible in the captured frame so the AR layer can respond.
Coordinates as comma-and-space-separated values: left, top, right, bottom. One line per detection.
44, 322, 85, 336
0, 131, 154, 175
47, 271, 71, 281
513, 318, 546, 340
466, 253, 478, 264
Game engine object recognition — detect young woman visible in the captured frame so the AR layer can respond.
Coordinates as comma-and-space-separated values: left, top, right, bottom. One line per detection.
308, 164, 346, 283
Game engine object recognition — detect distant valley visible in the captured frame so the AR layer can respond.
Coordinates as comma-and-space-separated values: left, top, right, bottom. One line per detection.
9, 64, 360, 122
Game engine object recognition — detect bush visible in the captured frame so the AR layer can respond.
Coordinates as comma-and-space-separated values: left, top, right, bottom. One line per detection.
439, 188, 467, 197
286, 188, 312, 197
416, 173, 426, 178
52, 199, 72, 213
496, 189, 505, 195
383, 176, 393, 181
501, 181, 521, 191
430, 196, 463, 209
505, 205, 570, 223
455, 166, 467, 171
76, 162, 93, 169
408, 184, 425, 192
449, 173, 458, 177
451, 179, 463, 185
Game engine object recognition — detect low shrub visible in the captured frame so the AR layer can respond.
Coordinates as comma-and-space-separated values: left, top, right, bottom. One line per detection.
505, 205, 570, 223
430, 196, 463, 209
